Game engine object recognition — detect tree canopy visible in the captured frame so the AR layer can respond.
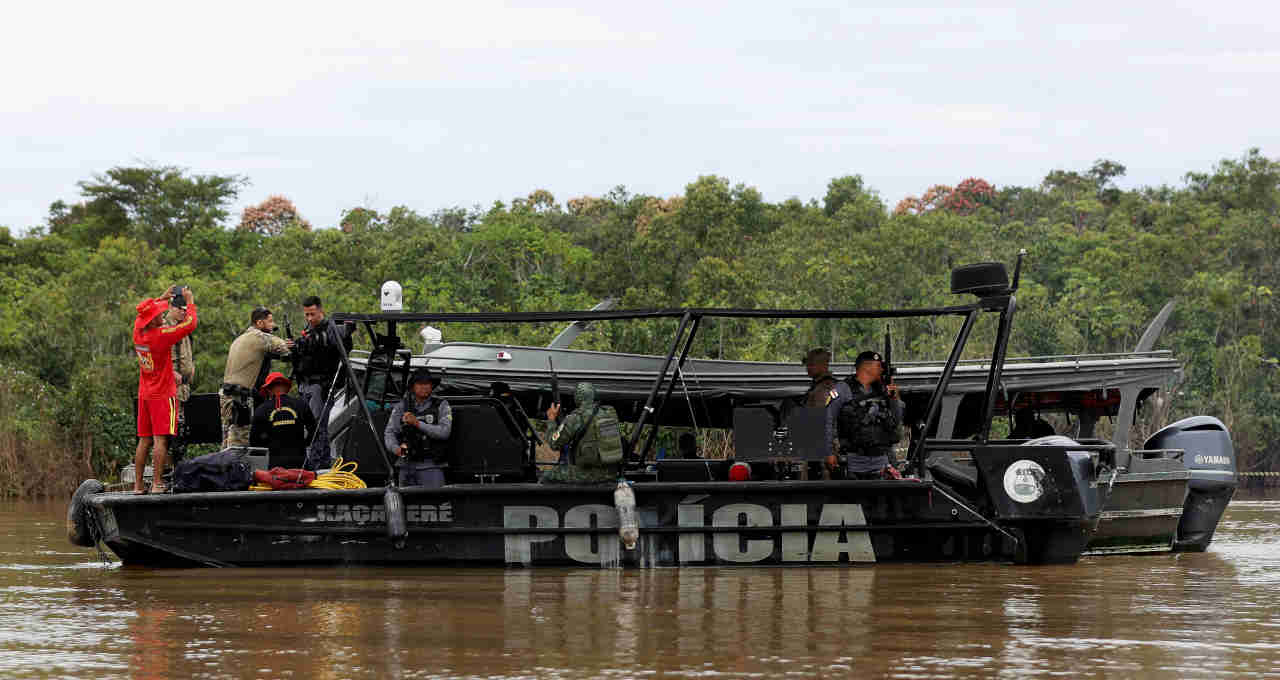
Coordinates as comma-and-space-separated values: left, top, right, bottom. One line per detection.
2, 151, 1278, 492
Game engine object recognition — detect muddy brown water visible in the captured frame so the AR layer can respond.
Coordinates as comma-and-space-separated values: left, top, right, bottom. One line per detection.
3, 499, 1278, 679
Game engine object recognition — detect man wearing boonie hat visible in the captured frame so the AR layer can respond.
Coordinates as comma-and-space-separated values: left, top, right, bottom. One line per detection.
251, 371, 316, 470
132, 286, 198, 494
384, 368, 453, 488
824, 349, 904, 480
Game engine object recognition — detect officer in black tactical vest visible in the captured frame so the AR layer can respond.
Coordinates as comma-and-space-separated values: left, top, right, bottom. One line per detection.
824, 350, 903, 479
384, 369, 453, 488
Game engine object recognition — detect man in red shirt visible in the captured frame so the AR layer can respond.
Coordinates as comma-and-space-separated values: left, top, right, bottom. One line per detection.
133, 286, 198, 493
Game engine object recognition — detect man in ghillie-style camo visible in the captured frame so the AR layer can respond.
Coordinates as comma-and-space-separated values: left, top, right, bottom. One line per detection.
542, 382, 624, 484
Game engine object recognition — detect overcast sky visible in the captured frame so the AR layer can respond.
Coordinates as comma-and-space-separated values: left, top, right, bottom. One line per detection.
3, 1, 1277, 233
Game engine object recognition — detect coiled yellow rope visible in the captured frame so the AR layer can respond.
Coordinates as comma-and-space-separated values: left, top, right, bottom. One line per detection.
307, 458, 366, 490
248, 458, 366, 491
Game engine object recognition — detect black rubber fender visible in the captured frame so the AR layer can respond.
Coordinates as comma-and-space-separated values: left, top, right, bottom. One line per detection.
67, 479, 105, 547
383, 486, 408, 547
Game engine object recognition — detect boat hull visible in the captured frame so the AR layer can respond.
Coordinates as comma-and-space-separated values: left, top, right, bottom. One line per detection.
87, 480, 1092, 568
1085, 470, 1189, 555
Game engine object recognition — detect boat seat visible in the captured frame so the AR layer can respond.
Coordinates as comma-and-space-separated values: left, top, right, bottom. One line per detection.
926, 453, 978, 491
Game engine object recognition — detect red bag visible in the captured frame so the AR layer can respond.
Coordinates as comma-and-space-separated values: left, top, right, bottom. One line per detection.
253, 467, 317, 490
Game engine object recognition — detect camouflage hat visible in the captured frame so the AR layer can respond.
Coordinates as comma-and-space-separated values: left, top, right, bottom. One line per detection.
854, 350, 883, 367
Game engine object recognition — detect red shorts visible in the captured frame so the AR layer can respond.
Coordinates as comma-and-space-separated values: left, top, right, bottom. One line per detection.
137, 396, 177, 438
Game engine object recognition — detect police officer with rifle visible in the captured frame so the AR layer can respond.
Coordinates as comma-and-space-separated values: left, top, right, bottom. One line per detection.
383, 369, 453, 488
291, 296, 354, 420
824, 348, 903, 480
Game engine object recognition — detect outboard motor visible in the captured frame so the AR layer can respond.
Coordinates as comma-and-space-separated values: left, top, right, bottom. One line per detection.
1144, 416, 1237, 552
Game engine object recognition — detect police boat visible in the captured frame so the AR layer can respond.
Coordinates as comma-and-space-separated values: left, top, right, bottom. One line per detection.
332, 297, 1233, 556
66, 254, 1232, 567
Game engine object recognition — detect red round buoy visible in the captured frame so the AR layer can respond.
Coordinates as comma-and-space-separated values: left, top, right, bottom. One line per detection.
728, 462, 751, 482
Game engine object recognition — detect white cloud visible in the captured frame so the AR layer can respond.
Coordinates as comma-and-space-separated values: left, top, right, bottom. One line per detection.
3, 1, 1280, 231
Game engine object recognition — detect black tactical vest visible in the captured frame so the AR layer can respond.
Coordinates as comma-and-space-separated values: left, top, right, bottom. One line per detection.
400, 397, 446, 463
837, 382, 901, 453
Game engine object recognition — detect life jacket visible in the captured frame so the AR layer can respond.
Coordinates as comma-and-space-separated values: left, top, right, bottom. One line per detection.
252, 467, 317, 490
837, 382, 901, 452
573, 405, 625, 467
400, 396, 447, 463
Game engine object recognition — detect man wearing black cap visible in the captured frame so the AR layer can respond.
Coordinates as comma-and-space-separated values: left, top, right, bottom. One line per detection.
384, 369, 453, 488
824, 350, 903, 479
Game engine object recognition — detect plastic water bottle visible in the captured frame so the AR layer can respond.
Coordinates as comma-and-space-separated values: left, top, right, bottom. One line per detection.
614, 481, 638, 550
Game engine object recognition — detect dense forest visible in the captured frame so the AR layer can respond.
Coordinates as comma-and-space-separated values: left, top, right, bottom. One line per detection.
2, 151, 1277, 497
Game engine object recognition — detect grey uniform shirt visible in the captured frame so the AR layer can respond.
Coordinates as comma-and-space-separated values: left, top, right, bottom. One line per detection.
824, 380, 904, 455
384, 396, 453, 459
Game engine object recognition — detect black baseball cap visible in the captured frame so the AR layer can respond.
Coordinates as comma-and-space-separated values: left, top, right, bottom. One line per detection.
854, 351, 883, 367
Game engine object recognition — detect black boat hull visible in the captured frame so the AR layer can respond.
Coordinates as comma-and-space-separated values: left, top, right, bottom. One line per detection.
87, 480, 1092, 568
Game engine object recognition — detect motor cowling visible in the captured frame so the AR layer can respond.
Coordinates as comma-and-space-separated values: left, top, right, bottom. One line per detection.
1145, 416, 1236, 479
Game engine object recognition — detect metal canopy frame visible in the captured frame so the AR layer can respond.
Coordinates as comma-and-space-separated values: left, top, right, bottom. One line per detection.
328, 261, 1023, 480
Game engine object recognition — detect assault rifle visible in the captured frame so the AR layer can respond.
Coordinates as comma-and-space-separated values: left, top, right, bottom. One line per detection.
283, 314, 301, 380
548, 357, 562, 422
883, 325, 894, 391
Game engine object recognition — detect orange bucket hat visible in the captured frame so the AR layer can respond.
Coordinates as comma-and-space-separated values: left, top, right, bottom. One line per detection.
259, 371, 293, 397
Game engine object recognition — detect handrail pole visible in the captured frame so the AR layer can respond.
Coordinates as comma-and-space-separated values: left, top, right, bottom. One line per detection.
330, 321, 398, 485
979, 296, 1018, 442
908, 309, 979, 474
627, 312, 693, 455
640, 316, 703, 459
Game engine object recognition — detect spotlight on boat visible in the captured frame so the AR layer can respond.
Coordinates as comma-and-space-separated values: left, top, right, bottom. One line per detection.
381, 280, 403, 312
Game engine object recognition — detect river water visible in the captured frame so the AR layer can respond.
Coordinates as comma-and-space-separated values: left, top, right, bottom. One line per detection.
3, 499, 1278, 679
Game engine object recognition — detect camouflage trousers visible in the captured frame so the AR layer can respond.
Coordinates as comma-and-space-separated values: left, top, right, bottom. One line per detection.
540, 464, 618, 484
219, 394, 252, 448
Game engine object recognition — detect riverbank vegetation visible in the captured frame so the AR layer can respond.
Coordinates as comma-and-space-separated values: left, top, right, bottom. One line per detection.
2, 151, 1277, 496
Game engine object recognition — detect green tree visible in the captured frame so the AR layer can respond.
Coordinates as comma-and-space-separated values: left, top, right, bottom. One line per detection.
77, 165, 247, 249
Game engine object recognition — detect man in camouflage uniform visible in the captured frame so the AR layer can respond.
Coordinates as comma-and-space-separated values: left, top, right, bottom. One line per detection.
542, 382, 623, 484
166, 302, 196, 461
221, 307, 292, 448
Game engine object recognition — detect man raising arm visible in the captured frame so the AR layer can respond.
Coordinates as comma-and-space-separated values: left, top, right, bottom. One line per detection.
133, 286, 198, 494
